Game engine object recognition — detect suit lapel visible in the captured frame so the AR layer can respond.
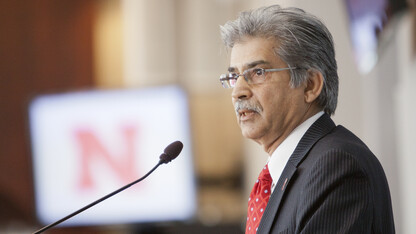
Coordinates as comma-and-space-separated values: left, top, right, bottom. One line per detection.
257, 114, 336, 233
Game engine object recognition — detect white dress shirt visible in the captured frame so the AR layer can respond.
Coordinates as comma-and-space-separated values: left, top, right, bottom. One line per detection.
268, 111, 324, 193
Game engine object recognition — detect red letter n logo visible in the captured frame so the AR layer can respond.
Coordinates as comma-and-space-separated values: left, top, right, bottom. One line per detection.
74, 126, 139, 191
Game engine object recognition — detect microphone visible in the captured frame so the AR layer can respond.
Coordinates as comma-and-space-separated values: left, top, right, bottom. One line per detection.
159, 141, 183, 164
33, 141, 183, 234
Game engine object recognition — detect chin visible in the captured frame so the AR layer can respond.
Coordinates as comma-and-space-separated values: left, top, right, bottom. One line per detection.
241, 128, 261, 141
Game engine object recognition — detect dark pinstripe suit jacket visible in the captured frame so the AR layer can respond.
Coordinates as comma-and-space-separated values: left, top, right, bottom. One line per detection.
257, 114, 395, 234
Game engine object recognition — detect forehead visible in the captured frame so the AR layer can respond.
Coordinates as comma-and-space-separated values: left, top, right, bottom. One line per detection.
229, 37, 282, 72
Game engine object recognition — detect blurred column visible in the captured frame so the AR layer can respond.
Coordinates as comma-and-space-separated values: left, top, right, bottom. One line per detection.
176, 0, 242, 92
394, 9, 416, 234
122, 0, 176, 86
94, 0, 124, 88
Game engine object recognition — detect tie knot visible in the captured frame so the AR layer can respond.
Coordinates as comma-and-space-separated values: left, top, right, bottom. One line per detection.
258, 164, 272, 183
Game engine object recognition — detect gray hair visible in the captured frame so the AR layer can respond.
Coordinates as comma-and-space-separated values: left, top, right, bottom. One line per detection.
220, 5, 338, 115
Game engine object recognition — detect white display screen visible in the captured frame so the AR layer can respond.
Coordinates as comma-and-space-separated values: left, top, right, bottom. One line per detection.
29, 86, 196, 226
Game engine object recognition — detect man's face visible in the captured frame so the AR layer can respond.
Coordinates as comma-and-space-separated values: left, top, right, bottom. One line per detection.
229, 37, 308, 153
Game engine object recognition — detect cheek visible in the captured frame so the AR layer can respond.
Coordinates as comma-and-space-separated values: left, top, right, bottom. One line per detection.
261, 87, 302, 118
260, 89, 286, 111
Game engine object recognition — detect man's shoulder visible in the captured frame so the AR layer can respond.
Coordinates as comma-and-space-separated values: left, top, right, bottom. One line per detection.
303, 114, 373, 159
298, 114, 382, 173
324, 125, 369, 147
308, 124, 386, 177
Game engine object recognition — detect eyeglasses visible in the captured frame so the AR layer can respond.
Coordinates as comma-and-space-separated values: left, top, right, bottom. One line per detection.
219, 67, 297, 89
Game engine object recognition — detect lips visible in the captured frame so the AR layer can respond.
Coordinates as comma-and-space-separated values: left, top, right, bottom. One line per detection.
238, 109, 257, 121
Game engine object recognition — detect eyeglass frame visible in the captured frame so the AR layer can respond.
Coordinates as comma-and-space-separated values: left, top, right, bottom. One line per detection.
219, 66, 297, 89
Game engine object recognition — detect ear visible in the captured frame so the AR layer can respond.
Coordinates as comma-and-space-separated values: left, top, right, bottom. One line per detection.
304, 69, 324, 103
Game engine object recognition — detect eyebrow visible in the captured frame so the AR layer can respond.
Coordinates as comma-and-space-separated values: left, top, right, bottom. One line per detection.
228, 60, 271, 73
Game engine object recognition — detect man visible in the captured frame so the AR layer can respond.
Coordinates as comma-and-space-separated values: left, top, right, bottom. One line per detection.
219, 5, 395, 234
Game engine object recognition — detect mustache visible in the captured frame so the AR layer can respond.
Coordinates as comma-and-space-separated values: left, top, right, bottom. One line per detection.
234, 100, 263, 114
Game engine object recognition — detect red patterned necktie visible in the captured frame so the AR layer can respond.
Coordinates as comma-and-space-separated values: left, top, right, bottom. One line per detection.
245, 164, 272, 233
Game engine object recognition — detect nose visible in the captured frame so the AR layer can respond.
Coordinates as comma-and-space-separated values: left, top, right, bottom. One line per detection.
231, 75, 252, 101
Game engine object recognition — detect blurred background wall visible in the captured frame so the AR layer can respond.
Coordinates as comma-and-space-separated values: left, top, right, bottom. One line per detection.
0, 0, 415, 233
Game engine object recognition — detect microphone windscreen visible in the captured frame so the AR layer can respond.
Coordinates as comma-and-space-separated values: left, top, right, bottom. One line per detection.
159, 141, 183, 164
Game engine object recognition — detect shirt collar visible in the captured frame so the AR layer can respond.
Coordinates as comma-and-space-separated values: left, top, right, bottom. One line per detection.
268, 111, 324, 189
